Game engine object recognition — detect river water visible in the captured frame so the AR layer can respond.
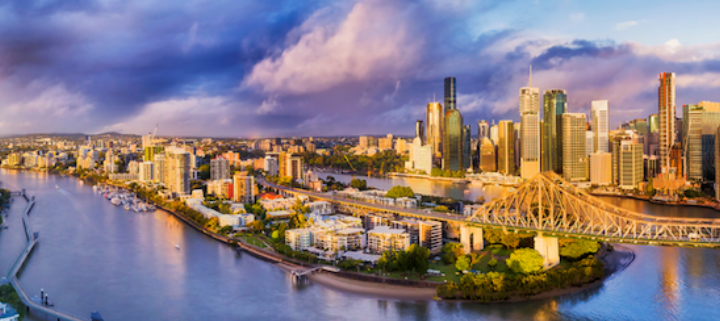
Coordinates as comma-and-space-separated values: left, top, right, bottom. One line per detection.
1, 169, 719, 321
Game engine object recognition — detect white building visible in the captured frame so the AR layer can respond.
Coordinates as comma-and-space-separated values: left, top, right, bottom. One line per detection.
138, 161, 154, 182
211, 156, 230, 180
591, 100, 609, 153
520, 70, 541, 180
367, 226, 410, 253
264, 156, 279, 176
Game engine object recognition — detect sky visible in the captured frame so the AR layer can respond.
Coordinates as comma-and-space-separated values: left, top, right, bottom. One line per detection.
1, 0, 719, 138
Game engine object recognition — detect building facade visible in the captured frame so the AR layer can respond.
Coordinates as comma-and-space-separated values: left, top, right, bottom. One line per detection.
520, 82, 540, 180
498, 121, 515, 175
543, 89, 567, 173
591, 100, 609, 153
443, 109, 464, 171
426, 102, 444, 160
562, 113, 588, 181
658, 72, 676, 175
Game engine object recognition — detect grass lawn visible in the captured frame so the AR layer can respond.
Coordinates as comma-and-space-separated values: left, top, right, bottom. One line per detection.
485, 244, 513, 257
239, 234, 268, 248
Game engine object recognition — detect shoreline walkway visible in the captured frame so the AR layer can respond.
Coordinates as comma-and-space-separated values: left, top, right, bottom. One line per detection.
7, 192, 91, 321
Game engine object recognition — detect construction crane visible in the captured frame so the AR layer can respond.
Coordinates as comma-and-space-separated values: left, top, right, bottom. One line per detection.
151, 123, 159, 142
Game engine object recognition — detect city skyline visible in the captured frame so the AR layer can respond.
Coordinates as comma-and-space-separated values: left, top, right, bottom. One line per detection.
0, 0, 719, 137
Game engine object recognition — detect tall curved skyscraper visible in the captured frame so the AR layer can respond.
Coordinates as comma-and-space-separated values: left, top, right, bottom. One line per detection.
520, 68, 540, 179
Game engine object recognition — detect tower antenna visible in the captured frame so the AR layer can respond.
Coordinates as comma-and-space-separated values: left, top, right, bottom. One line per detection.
529, 65, 532, 87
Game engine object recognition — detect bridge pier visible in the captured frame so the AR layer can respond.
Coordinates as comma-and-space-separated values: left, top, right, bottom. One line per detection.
460, 225, 483, 254
534, 234, 559, 270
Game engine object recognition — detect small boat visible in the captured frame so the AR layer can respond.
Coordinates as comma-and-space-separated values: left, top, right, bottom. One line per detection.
175, 244, 180, 249
92, 185, 98, 192
55, 185, 59, 189
124, 203, 130, 210
111, 197, 121, 206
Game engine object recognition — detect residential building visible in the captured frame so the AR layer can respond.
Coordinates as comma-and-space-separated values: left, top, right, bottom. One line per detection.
138, 161, 154, 182
315, 229, 364, 252
233, 171, 255, 203
264, 155, 278, 176
286, 228, 313, 251
367, 226, 410, 253
165, 147, 191, 196
590, 152, 612, 185
207, 179, 233, 199
562, 113, 588, 181
478, 120, 489, 140
211, 156, 230, 180
700, 101, 720, 181
153, 154, 166, 184
498, 120, 515, 175
649, 113, 659, 134
378, 134, 394, 150
391, 219, 443, 254
543, 89, 567, 173
659, 72, 676, 175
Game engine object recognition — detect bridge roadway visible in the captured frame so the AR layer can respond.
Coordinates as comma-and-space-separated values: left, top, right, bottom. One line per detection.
8, 193, 90, 321
258, 177, 466, 223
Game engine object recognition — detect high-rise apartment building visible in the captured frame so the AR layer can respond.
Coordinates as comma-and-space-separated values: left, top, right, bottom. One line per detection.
153, 154, 165, 184
591, 100, 609, 153
443, 109, 464, 171
519, 71, 540, 180
264, 155, 278, 176
479, 138, 496, 172
561, 113, 588, 181
700, 101, 720, 181
478, 120, 489, 140
138, 161, 154, 182
210, 156, 230, 181
426, 102, 444, 160
233, 171, 256, 203
658, 72, 676, 175
444, 77, 456, 112
543, 89, 567, 173
498, 121, 515, 175
165, 147, 191, 196
490, 121, 499, 144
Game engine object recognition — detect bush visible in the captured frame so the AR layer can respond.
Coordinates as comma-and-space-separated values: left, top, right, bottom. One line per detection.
506, 248, 544, 274
560, 239, 601, 259
488, 258, 498, 269
386, 186, 415, 198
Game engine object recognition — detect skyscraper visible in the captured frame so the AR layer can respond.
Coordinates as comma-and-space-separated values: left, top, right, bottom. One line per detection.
700, 101, 720, 182
520, 68, 540, 179
591, 100, 609, 153
444, 77, 456, 112
561, 113, 588, 181
463, 125, 471, 170
210, 156, 230, 180
426, 102, 444, 160
683, 104, 703, 181
543, 89, 567, 173
479, 138, 496, 172
658, 72, 676, 175
478, 120, 489, 140
443, 109, 464, 171
498, 120, 515, 175
415, 120, 425, 145
165, 146, 191, 196
649, 113, 659, 133
618, 140, 644, 189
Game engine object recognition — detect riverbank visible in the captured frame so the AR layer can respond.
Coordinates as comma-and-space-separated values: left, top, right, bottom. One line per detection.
592, 190, 720, 211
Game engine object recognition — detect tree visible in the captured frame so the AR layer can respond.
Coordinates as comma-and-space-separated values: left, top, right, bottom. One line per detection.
506, 248, 544, 274
350, 178, 368, 190
559, 239, 600, 259
434, 205, 450, 212
198, 164, 211, 180
442, 242, 464, 262
488, 258, 498, 269
469, 253, 481, 267
409, 244, 430, 274
431, 168, 443, 177
476, 196, 486, 204
501, 233, 520, 250
247, 220, 264, 233
386, 185, 415, 198
455, 256, 470, 271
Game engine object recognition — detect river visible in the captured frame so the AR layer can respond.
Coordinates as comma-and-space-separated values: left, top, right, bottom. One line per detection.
1, 169, 719, 320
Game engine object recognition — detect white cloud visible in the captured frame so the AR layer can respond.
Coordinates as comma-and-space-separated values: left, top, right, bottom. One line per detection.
676, 72, 720, 88
615, 21, 638, 31
244, 0, 422, 95
103, 95, 243, 135
8, 83, 94, 117
257, 96, 279, 115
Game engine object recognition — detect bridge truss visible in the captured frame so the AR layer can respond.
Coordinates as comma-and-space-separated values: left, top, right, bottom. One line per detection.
467, 172, 720, 246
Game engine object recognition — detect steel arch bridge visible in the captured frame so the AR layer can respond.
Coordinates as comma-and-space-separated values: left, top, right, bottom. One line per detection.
466, 172, 720, 247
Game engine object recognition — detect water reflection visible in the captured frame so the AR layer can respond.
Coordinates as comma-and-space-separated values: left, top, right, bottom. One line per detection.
1, 169, 720, 321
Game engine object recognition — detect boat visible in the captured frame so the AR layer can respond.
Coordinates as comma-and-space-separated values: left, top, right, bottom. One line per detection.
111, 197, 121, 206
147, 204, 156, 211
124, 203, 130, 210
92, 185, 98, 192
175, 244, 180, 250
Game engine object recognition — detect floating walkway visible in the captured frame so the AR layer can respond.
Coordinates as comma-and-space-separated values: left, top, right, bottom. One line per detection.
7, 191, 93, 321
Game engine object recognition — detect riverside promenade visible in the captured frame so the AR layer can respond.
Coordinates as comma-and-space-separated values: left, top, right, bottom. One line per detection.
7, 192, 91, 321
